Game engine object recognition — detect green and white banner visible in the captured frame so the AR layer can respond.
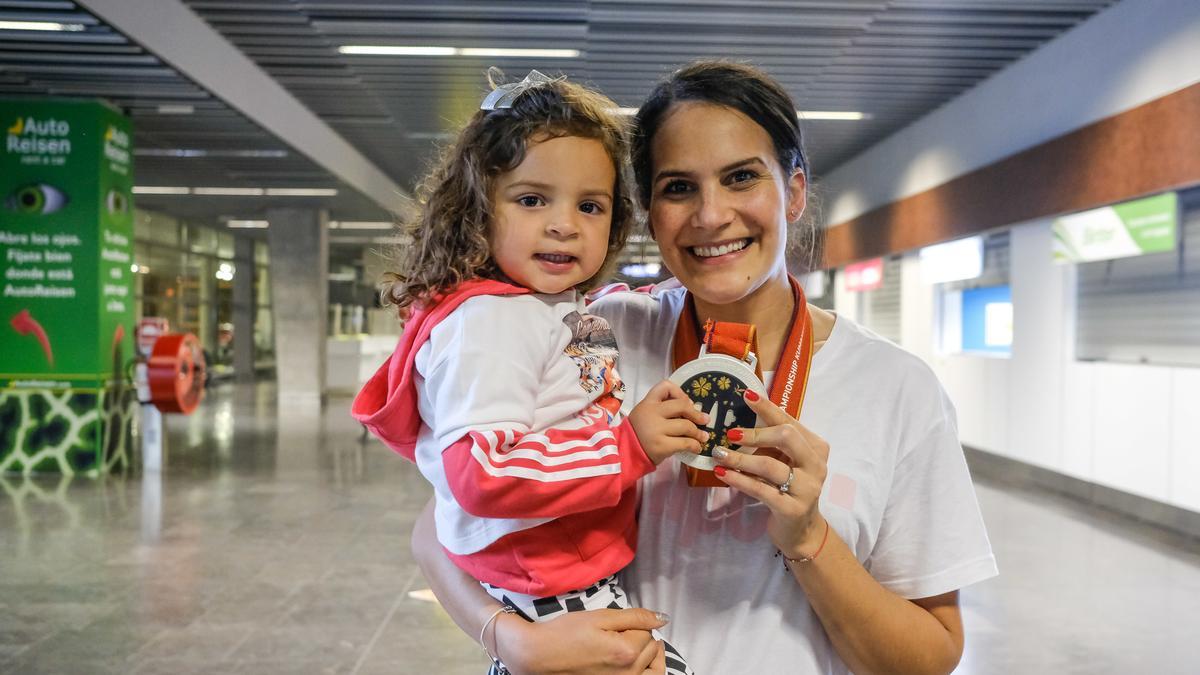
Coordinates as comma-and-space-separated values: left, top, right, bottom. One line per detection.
1052, 192, 1178, 264
0, 99, 137, 474
0, 99, 135, 389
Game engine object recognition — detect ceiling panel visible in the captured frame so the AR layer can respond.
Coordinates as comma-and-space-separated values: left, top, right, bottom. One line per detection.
1, 0, 1119, 243
0, 0, 387, 224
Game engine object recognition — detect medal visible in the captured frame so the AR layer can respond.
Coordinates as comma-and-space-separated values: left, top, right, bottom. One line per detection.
670, 275, 815, 487
669, 343, 768, 471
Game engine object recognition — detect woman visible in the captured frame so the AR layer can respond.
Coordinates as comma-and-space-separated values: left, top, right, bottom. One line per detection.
411, 60, 997, 674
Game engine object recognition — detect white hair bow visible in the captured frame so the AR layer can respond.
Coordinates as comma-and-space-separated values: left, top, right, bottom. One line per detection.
480, 70, 554, 111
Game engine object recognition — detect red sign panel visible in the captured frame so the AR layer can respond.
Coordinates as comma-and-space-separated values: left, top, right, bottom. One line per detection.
137, 317, 170, 357
844, 258, 884, 292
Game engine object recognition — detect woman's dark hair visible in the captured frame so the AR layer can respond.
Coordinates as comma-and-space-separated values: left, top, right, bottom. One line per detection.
631, 60, 822, 272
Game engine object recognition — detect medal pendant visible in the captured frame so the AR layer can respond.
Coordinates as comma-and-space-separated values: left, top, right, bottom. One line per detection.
667, 347, 768, 471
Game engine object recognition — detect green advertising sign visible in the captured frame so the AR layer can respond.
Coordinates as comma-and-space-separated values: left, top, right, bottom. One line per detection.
0, 99, 135, 388
1052, 192, 1178, 264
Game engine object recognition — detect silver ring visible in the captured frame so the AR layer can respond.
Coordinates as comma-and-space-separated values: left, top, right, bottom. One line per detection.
778, 469, 794, 495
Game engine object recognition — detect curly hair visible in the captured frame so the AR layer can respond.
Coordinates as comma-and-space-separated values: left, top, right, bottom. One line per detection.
386, 73, 636, 316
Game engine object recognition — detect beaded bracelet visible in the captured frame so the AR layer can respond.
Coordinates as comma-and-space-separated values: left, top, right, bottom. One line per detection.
776, 519, 830, 570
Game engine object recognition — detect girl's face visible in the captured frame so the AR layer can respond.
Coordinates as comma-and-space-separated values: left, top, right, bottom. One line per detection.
490, 134, 615, 294
647, 102, 805, 306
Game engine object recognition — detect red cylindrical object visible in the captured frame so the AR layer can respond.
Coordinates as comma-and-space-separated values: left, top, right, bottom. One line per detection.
147, 333, 206, 414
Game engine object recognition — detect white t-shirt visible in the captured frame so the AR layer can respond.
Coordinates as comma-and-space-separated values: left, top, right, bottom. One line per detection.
591, 286, 998, 675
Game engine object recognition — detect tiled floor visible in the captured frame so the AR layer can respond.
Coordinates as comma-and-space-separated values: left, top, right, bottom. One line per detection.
2, 383, 1199, 674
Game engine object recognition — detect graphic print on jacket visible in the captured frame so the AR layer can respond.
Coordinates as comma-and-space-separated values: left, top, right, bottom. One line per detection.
562, 310, 624, 419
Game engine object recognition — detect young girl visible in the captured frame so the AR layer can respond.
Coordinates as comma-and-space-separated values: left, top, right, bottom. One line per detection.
352, 71, 703, 675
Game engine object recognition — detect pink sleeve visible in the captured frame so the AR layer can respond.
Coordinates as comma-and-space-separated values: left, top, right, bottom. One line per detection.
441, 414, 653, 519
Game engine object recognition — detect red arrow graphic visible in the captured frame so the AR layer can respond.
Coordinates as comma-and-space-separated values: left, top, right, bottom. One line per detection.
111, 324, 125, 361
10, 309, 54, 367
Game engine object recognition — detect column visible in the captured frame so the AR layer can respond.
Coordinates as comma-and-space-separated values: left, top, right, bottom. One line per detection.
266, 208, 328, 408
232, 236, 255, 383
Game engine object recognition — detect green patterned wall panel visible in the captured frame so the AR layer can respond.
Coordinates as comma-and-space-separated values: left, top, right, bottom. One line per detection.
0, 385, 135, 475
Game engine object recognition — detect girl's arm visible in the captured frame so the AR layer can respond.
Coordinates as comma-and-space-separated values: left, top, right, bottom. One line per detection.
427, 303, 704, 521
410, 499, 668, 675
439, 414, 653, 519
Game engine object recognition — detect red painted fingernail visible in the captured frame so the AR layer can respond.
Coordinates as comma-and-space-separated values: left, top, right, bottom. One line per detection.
727, 429, 744, 442
713, 466, 727, 477
744, 390, 760, 402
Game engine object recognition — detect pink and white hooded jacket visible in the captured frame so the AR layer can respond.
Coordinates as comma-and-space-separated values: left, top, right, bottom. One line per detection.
352, 279, 652, 597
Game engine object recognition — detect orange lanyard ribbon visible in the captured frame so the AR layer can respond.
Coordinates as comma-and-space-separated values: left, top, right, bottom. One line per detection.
671, 276, 814, 486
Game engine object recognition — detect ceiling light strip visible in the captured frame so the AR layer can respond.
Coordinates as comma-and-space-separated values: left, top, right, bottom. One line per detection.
135, 148, 289, 158
338, 45, 455, 56
133, 186, 190, 195
798, 111, 870, 121
0, 20, 86, 32
612, 108, 869, 120
460, 48, 580, 58
193, 187, 264, 196
338, 45, 580, 58
328, 221, 395, 230
264, 187, 338, 197
134, 186, 337, 196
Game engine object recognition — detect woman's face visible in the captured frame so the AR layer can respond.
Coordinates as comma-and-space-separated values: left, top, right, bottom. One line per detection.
647, 102, 805, 306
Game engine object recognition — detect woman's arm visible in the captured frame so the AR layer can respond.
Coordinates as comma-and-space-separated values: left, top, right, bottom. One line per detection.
410, 498, 669, 675
410, 498, 503, 641
713, 394, 966, 674
787, 514, 963, 674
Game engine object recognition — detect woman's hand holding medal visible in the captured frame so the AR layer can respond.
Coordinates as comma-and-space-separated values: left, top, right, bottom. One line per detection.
711, 388, 831, 562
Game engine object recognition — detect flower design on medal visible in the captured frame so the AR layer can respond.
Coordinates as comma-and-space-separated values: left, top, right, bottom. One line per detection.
680, 370, 757, 457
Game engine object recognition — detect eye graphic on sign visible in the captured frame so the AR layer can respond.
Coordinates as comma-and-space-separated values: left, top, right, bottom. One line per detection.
5, 183, 69, 214
105, 188, 128, 215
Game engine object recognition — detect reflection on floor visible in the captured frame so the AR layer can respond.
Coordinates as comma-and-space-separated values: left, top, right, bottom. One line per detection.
1, 383, 1199, 674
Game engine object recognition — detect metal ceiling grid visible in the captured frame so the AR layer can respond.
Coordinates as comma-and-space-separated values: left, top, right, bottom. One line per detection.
185, 0, 1115, 185
3, 0, 1120, 238
584, 0, 1118, 173
188, 0, 596, 199
0, 0, 388, 223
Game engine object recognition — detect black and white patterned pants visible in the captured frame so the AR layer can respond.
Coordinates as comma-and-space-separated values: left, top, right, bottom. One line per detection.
483, 575, 692, 675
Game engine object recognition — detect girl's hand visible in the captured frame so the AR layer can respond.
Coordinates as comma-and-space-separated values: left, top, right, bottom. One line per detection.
711, 389, 830, 559
495, 607, 669, 675
629, 379, 709, 465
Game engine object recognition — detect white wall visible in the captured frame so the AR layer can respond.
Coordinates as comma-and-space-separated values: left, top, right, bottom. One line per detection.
842, 219, 1200, 514
817, 0, 1200, 512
